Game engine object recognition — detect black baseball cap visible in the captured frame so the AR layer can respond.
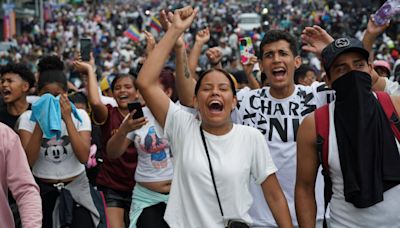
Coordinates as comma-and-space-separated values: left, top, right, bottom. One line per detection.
321, 37, 369, 74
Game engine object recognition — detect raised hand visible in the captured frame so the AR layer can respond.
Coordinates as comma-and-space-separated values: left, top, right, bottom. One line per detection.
366, 14, 390, 38
206, 47, 223, 65
242, 56, 258, 77
363, 14, 391, 58
196, 27, 210, 45
159, 10, 186, 49
301, 25, 334, 57
144, 30, 156, 55
170, 6, 198, 33
73, 59, 93, 74
74, 52, 95, 74
159, 10, 172, 32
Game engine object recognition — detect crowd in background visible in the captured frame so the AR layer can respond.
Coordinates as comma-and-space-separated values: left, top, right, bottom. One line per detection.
3, 0, 400, 86
2, 1, 400, 228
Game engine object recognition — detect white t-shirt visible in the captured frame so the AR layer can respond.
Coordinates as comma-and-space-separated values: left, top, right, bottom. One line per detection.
327, 102, 400, 227
27, 88, 118, 107
384, 77, 400, 96
18, 109, 91, 179
126, 107, 173, 182
234, 82, 334, 226
164, 101, 277, 228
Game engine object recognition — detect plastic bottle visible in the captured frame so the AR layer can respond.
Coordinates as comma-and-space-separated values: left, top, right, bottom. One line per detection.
374, 0, 400, 26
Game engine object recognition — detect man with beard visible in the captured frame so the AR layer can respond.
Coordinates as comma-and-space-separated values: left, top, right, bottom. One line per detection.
295, 37, 400, 227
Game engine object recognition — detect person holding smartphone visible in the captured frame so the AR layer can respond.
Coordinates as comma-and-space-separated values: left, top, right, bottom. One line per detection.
135, 6, 292, 228
74, 57, 147, 227
105, 14, 192, 227
106, 69, 176, 228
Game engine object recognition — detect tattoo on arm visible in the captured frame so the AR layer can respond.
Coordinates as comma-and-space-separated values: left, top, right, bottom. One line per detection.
183, 50, 190, 79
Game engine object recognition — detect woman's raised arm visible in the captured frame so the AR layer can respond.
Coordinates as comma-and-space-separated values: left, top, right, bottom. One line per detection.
136, 6, 197, 128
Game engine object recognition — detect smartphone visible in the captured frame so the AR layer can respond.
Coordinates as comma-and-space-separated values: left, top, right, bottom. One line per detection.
80, 38, 92, 62
239, 37, 254, 65
128, 101, 144, 119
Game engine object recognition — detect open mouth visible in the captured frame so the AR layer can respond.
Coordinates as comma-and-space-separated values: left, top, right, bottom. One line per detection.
118, 95, 129, 101
1, 89, 11, 97
208, 100, 224, 113
272, 68, 286, 80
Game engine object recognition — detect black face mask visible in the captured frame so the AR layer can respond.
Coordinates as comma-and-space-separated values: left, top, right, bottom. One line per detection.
331, 70, 400, 208
331, 70, 371, 101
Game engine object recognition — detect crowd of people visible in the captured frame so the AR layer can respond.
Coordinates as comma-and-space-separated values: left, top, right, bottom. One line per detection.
2, 1, 400, 228
3, 1, 400, 84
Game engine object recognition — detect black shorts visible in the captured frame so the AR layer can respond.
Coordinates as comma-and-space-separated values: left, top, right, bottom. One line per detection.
97, 185, 132, 209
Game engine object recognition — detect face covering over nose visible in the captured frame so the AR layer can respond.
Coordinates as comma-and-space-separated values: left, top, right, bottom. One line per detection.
332, 70, 400, 208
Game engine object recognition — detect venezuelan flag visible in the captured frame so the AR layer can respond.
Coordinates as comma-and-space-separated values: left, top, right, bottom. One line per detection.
150, 16, 162, 33
123, 25, 142, 42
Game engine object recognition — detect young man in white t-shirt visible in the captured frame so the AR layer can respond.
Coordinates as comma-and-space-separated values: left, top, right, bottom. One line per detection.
296, 37, 400, 227
233, 29, 394, 227
234, 30, 332, 227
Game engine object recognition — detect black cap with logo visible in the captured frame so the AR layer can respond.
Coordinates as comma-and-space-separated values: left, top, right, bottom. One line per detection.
321, 37, 369, 74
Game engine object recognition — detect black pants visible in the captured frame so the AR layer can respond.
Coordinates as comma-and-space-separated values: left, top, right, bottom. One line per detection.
37, 180, 95, 228
137, 203, 169, 228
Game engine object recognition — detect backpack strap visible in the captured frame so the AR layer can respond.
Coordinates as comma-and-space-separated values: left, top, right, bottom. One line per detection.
376, 91, 400, 141
314, 104, 332, 228
315, 104, 330, 171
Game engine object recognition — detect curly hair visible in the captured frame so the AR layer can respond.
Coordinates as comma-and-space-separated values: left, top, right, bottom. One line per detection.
0, 63, 35, 88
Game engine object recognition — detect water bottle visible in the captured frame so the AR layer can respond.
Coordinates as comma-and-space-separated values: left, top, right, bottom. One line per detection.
374, 0, 400, 26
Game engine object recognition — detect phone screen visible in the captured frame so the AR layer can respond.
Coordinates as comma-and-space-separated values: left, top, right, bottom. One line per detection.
80, 38, 91, 62
128, 101, 144, 119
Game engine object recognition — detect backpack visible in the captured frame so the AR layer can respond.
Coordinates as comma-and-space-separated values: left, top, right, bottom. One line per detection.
314, 91, 400, 228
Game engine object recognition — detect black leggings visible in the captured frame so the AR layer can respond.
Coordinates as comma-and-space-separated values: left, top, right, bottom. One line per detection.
137, 203, 169, 228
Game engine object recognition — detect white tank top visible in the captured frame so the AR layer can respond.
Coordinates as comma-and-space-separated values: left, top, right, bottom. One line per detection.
327, 102, 400, 227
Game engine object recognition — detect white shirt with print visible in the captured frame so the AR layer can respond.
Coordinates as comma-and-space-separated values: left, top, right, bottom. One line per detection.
18, 109, 91, 179
127, 107, 173, 182
234, 82, 334, 227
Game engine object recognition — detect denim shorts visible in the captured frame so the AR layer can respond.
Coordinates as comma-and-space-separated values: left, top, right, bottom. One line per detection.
97, 185, 132, 209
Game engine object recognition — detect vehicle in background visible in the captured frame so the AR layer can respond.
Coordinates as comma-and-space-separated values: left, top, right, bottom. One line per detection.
237, 13, 261, 34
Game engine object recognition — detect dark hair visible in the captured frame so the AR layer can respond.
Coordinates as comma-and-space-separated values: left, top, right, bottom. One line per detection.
261, 72, 267, 84
232, 70, 248, 84
159, 69, 177, 102
0, 63, 35, 88
68, 91, 88, 105
259, 30, 298, 58
194, 68, 236, 96
110, 73, 136, 92
294, 64, 314, 84
37, 55, 65, 73
37, 55, 68, 92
